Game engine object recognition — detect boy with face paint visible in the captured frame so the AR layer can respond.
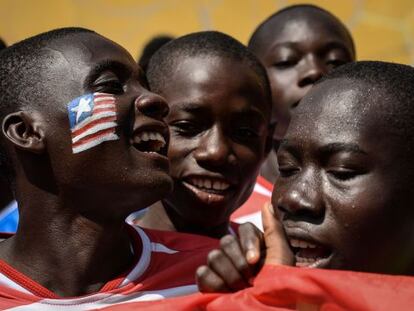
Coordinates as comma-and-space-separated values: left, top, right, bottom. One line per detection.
197, 61, 414, 293
134, 31, 273, 239
248, 4, 356, 183
0, 28, 222, 309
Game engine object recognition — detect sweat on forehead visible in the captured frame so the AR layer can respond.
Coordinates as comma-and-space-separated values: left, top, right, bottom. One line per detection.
146, 31, 271, 104
248, 4, 355, 56
296, 61, 414, 146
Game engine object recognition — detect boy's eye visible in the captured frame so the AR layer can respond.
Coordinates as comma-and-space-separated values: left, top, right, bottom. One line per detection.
94, 80, 124, 94
93, 72, 124, 94
278, 165, 300, 178
277, 151, 300, 177
171, 120, 202, 136
273, 59, 297, 69
233, 127, 259, 139
327, 168, 361, 181
326, 59, 346, 69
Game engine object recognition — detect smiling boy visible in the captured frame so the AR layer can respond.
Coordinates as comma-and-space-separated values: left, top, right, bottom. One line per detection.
135, 31, 273, 238
0, 28, 220, 309
248, 4, 356, 183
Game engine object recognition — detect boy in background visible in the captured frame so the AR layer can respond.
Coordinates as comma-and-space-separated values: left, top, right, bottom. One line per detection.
136, 31, 273, 240
249, 4, 355, 183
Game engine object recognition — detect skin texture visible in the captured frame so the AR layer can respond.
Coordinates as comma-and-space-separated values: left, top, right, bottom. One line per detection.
274, 79, 414, 274
0, 32, 172, 296
251, 9, 355, 183
139, 55, 272, 238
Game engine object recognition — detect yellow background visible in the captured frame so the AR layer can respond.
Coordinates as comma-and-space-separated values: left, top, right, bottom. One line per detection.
1, 0, 413, 64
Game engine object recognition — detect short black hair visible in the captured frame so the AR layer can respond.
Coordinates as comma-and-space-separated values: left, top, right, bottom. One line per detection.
138, 35, 174, 73
147, 31, 272, 107
318, 61, 414, 146
248, 4, 355, 57
0, 27, 95, 179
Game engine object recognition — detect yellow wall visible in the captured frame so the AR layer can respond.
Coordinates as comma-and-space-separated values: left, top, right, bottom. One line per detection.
1, 0, 414, 64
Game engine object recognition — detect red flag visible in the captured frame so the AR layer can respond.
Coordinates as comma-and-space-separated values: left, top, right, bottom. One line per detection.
101, 265, 414, 311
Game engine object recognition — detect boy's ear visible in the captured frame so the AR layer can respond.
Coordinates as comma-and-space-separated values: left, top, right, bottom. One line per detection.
2, 111, 46, 154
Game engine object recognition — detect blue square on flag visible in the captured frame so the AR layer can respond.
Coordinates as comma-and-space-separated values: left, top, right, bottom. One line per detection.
68, 93, 95, 128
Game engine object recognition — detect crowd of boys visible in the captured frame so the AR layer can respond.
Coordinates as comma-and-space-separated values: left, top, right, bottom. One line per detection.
0, 4, 412, 310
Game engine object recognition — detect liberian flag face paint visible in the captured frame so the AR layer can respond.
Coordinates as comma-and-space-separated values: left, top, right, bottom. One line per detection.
67, 92, 119, 154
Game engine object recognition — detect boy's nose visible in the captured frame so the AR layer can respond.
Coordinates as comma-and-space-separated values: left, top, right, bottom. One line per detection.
276, 173, 325, 221
134, 91, 169, 120
193, 126, 235, 168
297, 56, 326, 87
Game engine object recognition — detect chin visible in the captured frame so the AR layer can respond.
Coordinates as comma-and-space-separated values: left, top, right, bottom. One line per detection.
142, 173, 174, 205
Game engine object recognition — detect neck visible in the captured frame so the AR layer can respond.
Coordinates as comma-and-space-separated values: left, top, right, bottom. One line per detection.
0, 182, 135, 297
137, 201, 176, 231
138, 201, 231, 239
163, 201, 230, 239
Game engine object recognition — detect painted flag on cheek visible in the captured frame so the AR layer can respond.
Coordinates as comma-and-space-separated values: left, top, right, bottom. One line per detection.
67, 92, 119, 154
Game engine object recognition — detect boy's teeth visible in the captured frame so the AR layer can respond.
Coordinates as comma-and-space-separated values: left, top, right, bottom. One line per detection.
133, 131, 166, 153
295, 256, 320, 266
204, 179, 212, 189
290, 239, 317, 249
189, 178, 230, 190
134, 131, 166, 146
212, 181, 223, 190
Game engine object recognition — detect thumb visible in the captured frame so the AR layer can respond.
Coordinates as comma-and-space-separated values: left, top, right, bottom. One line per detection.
262, 202, 294, 266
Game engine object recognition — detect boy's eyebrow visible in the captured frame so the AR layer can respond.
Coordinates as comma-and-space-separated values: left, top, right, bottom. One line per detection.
320, 41, 353, 55
277, 139, 302, 159
278, 140, 368, 155
267, 41, 298, 52
319, 143, 368, 155
268, 41, 350, 54
84, 60, 133, 87
235, 108, 267, 122
175, 102, 207, 114
176, 102, 267, 121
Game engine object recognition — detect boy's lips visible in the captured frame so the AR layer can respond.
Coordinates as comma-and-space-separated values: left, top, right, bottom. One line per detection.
181, 175, 235, 205
285, 230, 333, 268
130, 122, 169, 160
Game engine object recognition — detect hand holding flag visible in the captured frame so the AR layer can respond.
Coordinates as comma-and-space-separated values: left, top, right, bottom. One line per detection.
196, 202, 293, 293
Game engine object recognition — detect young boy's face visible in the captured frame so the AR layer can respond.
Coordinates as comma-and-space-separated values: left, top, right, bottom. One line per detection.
272, 79, 414, 274
159, 55, 271, 227
39, 32, 172, 219
253, 13, 354, 117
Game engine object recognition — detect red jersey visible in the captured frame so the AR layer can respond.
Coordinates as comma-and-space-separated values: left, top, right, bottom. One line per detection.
102, 265, 414, 311
231, 176, 273, 230
0, 225, 218, 310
